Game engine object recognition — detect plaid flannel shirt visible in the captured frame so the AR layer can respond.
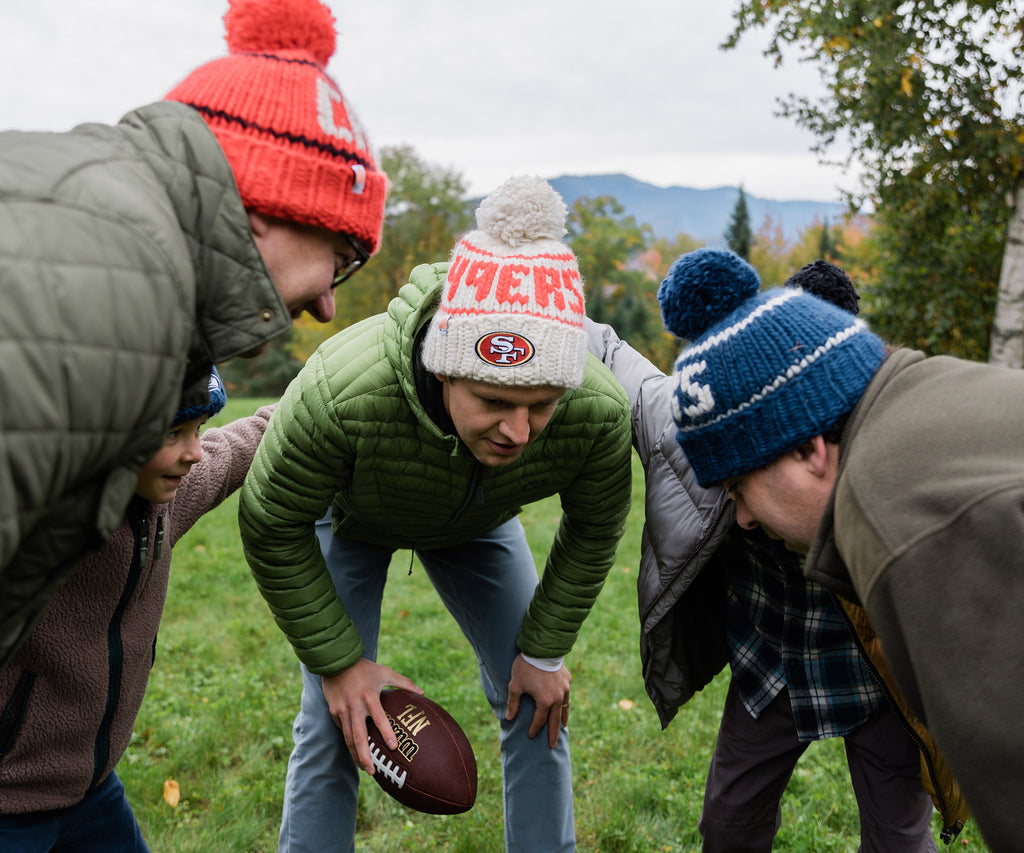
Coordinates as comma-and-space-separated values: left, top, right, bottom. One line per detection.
725, 529, 885, 741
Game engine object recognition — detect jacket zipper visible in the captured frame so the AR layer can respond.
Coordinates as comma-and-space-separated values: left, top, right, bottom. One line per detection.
90, 512, 149, 789
447, 460, 483, 526
829, 591, 962, 844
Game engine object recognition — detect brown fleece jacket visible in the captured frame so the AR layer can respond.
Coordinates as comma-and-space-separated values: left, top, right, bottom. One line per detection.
0, 407, 273, 813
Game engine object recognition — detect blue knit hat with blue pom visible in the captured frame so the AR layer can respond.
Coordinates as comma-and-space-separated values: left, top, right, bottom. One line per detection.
659, 249, 885, 487
172, 367, 227, 426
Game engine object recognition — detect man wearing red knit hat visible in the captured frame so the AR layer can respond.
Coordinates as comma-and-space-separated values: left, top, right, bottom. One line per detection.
0, 0, 387, 678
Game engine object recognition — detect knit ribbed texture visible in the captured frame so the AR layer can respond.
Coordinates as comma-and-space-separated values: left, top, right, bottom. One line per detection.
660, 250, 885, 487
173, 368, 227, 426
164, 0, 386, 252
421, 176, 587, 389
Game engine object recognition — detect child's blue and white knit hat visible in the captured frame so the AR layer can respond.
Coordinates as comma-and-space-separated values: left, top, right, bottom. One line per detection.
172, 367, 227, 426
658, 249, 885, 487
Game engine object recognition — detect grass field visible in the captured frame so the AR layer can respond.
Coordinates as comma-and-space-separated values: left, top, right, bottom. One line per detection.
116, 399, 990, 851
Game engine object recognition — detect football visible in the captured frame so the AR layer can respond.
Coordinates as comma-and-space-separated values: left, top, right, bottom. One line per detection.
366, 688, 478, 815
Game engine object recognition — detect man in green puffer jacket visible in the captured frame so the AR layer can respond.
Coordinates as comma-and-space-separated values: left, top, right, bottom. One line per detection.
663, 248, 1023, 851
239, 177, 633, 853
0, 0, 387, 671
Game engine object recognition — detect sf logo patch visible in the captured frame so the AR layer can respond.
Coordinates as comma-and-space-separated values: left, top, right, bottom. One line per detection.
476, 332, 535, 367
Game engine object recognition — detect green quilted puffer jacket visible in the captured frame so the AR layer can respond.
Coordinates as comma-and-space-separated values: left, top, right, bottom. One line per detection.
239, 263, 633, 675
0, 101, 291, 669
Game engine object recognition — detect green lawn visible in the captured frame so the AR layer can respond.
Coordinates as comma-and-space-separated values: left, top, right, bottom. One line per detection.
116, 399, 990, 851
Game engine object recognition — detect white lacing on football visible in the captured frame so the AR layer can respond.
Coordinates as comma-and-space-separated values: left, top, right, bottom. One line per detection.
368, 736, 408, 788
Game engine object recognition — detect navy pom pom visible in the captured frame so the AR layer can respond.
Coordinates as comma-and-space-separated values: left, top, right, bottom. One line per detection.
657, 249, 761, 341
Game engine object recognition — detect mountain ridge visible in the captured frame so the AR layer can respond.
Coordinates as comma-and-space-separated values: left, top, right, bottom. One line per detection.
546, 172, 847, 247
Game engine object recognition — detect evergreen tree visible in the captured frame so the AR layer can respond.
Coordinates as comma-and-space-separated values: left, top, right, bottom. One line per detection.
725, 186, 753, 259
818, 217, 834, 261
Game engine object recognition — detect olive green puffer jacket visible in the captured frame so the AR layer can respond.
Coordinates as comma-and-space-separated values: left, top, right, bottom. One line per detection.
0, 101, 291, 669
239, 263, 633, 675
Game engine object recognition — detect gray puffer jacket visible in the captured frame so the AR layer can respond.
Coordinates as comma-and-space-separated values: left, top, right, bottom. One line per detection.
585, 320, 733, 726
0, 101, 290, 669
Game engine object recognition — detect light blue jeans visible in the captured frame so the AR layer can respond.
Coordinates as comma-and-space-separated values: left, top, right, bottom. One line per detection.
277, 516, 575, 853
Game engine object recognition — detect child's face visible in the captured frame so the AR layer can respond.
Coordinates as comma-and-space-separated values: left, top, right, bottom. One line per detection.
135, 416, 208, 504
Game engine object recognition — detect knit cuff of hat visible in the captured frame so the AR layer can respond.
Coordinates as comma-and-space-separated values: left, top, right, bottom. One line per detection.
420, 176, 587, 390
422, 309, 586, 389
213, 127, 388, 252
674, 318, 885, 487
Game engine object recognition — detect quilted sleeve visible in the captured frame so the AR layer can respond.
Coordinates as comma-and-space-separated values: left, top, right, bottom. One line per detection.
516, 368, 634, 658
238, 344, 366, 675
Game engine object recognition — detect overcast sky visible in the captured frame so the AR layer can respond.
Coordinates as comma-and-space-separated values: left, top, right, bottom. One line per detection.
2, 1, 859, 202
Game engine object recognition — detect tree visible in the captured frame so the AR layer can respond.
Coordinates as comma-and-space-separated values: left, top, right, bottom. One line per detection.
749, 216, 792, 286
725, 1, 1024, 363
990, 193, 1024, 366
566, 196, 679, 368
640, 234, 706, 370
725, 185, 753, 259
567, 195, 648, 324
818, 216, 834, 261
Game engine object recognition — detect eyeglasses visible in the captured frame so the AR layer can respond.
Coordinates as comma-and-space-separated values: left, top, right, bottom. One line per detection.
332, 233, 370, 288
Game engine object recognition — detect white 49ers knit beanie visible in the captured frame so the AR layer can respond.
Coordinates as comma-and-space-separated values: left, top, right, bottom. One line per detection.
421, 175, 587, 389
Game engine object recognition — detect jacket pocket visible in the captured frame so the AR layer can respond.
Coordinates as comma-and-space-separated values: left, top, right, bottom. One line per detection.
0, 671, 36, 761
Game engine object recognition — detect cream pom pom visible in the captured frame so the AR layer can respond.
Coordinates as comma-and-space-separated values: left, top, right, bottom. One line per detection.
475, 175, 568, 248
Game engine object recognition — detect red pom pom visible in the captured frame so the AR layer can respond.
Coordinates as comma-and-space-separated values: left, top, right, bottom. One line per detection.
225, 0, 337, 66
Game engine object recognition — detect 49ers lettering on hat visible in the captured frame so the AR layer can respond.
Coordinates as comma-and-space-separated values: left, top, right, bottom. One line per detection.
421, 175, 587, 389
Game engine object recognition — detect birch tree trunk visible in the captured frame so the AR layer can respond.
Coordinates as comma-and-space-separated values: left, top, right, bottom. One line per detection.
989, 176, 1024, 368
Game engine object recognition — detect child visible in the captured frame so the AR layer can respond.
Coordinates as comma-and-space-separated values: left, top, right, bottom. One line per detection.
0, 370, 274, 851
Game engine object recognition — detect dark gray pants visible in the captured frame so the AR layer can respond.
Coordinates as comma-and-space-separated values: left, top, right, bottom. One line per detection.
699, 680, 936, 852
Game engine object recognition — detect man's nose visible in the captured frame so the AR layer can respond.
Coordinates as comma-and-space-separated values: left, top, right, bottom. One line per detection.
734, 500, 758, 530
499, 408, 530, 444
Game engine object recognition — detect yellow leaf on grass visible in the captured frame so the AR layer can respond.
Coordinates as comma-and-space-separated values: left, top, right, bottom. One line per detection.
900, 67, 914, 96
824, 36, 849, 55
163, 778, 180, 808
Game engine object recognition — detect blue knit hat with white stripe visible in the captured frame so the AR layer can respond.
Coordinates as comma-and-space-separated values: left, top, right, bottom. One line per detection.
172, 367, 227, 426
658, 249, 885, 487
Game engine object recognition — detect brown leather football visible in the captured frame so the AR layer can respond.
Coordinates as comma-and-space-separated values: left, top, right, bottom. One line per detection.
366, 688, 478, 814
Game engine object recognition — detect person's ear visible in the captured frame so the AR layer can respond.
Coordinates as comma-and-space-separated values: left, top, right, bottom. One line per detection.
794, 435, 830, 478
246, 209, 271, 237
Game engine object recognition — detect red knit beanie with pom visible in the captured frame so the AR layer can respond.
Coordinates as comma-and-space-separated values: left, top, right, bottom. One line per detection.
165, 0, 386, 253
